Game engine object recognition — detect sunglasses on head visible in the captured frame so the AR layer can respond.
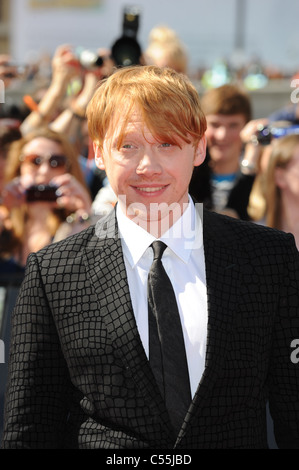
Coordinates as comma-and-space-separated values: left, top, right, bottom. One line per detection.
20, 153, 69, 169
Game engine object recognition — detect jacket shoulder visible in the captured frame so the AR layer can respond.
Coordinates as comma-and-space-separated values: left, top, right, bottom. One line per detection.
31, 209, 116, 267
203, 209, 297, 254
35, 224, 96, 261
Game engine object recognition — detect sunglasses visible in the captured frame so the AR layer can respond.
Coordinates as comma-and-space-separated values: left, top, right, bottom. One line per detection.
20, 153, 69, 169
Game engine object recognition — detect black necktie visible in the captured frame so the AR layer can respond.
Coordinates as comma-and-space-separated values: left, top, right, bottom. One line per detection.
148, 241, 191, 435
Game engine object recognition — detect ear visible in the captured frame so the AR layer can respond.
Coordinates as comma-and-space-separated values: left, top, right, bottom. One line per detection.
274, 167, 287, 189
194, 135, 207, 167
93, 142, 105, 170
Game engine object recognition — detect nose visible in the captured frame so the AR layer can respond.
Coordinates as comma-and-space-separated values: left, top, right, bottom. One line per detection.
136, 148, 162, 176
214, 126, 228, 140
35, 161, 54, 182
38, 161, 51, 173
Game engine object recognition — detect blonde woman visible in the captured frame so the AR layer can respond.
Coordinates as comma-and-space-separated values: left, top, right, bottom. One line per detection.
262, 133, 299, 248
144, 25, 188, 74
0, 127, 92, 270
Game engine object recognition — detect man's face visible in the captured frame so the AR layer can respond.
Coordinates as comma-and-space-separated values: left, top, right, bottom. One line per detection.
94, 109, 206, 227
205, 114, 247, 168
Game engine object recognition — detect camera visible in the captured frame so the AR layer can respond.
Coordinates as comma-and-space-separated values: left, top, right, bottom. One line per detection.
257, 123, 299, 145
76, 49, 104, 69
111, 5, 142, 67
0, 62, 26, 79
26, 184, 58, 203
256, 125, 272, 146
76, 6, 142, 70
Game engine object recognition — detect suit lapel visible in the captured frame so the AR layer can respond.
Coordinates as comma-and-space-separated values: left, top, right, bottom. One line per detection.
83, 210, 175, 436
199, 209, 238, 392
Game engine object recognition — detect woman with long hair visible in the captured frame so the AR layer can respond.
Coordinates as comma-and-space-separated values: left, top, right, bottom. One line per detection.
263, 133, 299, 249
0, 127, 92, 271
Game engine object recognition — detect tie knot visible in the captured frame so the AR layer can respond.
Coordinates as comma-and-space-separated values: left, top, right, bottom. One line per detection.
151, 241, 167, 261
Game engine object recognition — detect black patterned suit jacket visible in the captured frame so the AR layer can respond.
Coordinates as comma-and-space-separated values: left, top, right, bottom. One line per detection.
2, 208, 299, 449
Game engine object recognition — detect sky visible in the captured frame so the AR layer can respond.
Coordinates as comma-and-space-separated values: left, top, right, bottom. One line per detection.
10, 0, 299, 75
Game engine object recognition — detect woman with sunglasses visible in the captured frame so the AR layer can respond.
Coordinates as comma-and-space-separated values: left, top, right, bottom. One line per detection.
0, 127, 92, 271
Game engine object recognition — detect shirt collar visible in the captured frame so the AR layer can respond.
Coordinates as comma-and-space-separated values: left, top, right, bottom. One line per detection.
117, 196, 203, 268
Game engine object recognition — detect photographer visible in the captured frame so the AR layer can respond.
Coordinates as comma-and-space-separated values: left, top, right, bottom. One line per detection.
0, 127, 92, 273
20, 44, 113, 140
20, 44, 80, 136
0, 54, 24, 89
20, 44, 113, 199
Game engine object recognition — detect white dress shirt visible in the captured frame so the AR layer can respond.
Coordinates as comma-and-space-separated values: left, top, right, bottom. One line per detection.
116, 197, 208, 398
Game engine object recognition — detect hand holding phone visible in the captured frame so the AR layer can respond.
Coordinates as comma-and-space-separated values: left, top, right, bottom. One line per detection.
25, 184, 58, 202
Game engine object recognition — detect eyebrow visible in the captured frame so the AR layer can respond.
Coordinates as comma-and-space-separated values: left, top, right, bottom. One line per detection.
110, 128, 149, 148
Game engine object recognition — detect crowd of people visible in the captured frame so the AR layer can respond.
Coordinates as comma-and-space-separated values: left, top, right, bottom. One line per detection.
1, 26, 299, 273
0, 25, 299, 449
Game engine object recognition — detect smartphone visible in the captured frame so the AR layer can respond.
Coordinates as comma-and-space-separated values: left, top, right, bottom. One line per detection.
26, 184, 58, 202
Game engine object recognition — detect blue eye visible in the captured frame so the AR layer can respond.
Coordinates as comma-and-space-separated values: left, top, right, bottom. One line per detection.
122, 144, 133, 149
161, 143, 172, 147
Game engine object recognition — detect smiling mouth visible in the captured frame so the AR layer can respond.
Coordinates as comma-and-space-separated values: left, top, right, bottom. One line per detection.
136, 186, 167, 193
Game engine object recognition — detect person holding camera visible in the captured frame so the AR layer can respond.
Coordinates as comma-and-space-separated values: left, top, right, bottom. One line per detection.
2, 65, 299, 449
20, 44, 113, 200
19, 45, 80, 136
0, 127, 92, 272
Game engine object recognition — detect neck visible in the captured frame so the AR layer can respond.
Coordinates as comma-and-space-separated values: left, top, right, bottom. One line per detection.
119, 199, 190, 238
210, 159, 240, 175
